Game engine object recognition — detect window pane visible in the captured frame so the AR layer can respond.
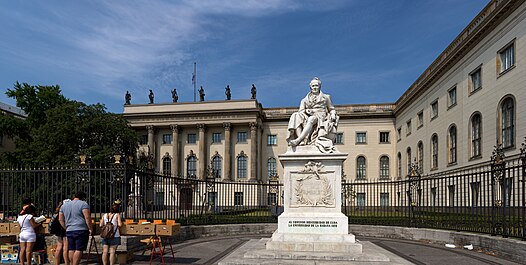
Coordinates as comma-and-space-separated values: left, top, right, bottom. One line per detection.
267, 158, 277, 178
471, 114, 481, 157
212, 133, 221, 143
188, 134, 196, 144
380, 132, 389, 143
162, 157, 171, 176
432, 135, 438, 169
356, 156, 366, 180
335, 133, 344, 144
237, 132, 247, 142
187, 156, 196, 178
448, 87, 456, 106
449, 126, 457, 163
267, 135, 277, 145
380, 156, 389, 179
162, 134, 172, 144
212, 156, 222, 178
356, 132, 367, 144
238, 156, 247, 178
501, 98, 514, 148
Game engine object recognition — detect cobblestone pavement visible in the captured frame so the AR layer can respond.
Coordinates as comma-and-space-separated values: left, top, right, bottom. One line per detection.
91, 235, 520, 265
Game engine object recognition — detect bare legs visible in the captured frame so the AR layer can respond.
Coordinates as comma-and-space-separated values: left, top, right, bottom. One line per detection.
55, 236, 69, 265
290, 117, 316, 146
102, 245, 118, 265
19, 242, 34, 265
69, 250, 82, 265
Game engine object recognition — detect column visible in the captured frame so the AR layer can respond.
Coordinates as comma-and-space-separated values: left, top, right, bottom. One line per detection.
197, 124, 206, 180
170, 124, 179, 177
249, 122, 258, 182
223, 123, 231, 181
146, 125, 155, 169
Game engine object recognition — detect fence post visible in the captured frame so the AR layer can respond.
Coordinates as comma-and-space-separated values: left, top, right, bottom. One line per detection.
490, 144, 506, 236
520, 138, 526, 241
408, 159, 421, 227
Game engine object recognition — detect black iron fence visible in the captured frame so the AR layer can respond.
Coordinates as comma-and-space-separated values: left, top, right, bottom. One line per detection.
0, 145, 524, 239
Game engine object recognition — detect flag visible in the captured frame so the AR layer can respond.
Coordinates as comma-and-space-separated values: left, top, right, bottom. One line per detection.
192, 73, 196, 85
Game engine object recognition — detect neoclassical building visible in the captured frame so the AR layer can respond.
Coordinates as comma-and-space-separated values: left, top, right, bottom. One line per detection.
123, 0, 525, 183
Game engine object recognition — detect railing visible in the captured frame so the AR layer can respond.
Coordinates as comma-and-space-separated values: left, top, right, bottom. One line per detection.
0, 144, 524, 239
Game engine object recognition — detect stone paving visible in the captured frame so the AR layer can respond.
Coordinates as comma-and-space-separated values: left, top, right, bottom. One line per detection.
124, 235, 519, 265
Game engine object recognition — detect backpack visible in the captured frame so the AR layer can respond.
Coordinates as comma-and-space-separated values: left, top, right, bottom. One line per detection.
100, 213, 116, 239
49, 214, 63, 236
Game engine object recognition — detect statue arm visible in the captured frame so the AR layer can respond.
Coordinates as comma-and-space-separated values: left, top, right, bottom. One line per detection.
326, 95, 337, 121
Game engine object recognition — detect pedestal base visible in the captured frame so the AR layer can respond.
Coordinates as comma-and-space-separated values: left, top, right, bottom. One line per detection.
267, 232, 362, 253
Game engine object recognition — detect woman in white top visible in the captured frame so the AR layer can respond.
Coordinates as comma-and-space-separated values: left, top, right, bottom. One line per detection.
100, 202, 122, 265
17, 205, 40, 265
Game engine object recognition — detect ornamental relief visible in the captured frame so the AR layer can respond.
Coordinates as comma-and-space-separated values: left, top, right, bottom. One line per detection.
290, 161, 335, 208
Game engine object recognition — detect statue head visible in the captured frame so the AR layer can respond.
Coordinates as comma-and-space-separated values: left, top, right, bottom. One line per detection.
309, 77, 322, 94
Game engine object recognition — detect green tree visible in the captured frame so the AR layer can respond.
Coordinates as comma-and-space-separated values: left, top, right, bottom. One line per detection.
1, 82, 137, 166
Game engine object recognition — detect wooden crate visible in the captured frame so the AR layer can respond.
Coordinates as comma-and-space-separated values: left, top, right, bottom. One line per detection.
155, 224, 180, 236
120, 224, 140, 235
0, 224, 10, 234
136, 224, 155, 236
8, 223, 20, 234
35, 223, 49, 234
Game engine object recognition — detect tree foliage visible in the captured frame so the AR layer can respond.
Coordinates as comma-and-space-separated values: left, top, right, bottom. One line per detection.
1, 82, 137, 166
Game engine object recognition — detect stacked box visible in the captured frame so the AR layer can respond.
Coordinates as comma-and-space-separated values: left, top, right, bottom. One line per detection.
155, 224, 181, 236
120, 224, 140, 235
1, 244, 19, 264
8, 223, 19, 234
35, 223, 49, 234
0, 224, 9, 234
137, 224, 155, 236
0, 236, 16, 244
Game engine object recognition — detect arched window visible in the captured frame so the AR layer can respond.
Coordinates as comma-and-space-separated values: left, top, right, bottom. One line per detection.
237, 152, 247, 179
500, 97, 515, 148
397, 152, 402, 179
379, 156, 389, 180
212, 155, 222, 178
356, 156, 366, 180
187, 156, 197, 178
406, 147, 412, 175
431, 134, 438, 170
471, 113, 482, 158
267, 157, 277, 178
448, 125, 457, 164
417, 141, 424, 174
162, 156, 171, 176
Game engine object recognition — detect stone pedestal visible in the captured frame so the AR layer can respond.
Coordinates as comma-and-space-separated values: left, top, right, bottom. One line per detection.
266, 146, 362, 253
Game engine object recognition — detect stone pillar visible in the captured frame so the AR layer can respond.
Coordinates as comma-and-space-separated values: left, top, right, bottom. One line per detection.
223, 123, 232, 181
249, 122, 258, 182
197, 123, 206, 180
170, 124, 179, 177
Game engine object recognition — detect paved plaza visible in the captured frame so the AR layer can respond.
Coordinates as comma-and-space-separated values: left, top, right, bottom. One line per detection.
125, 234, 519, 265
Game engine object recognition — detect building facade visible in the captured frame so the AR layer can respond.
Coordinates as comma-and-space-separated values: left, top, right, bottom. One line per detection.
123, 0, 525, 184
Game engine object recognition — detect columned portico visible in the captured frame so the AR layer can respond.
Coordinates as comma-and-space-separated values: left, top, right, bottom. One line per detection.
223, 122, 232, 181
171, 124, 179, 177
197, 123, 206, 180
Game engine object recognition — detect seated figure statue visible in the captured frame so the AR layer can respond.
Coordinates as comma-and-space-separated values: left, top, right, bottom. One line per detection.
287, 77, 339, 153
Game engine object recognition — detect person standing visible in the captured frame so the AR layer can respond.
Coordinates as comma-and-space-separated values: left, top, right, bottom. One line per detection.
59, 191, 92, 265
17, 205, 40, 265
50, 201, 69, 265
100, 203, 122, 265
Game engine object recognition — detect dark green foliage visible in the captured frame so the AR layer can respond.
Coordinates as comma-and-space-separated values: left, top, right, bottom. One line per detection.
1, 82, 137, 166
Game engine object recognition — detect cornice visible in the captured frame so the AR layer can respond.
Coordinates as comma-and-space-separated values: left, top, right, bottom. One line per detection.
394, 0, 524, 115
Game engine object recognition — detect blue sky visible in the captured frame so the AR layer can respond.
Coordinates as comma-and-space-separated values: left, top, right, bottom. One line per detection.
0, 0, 488, 113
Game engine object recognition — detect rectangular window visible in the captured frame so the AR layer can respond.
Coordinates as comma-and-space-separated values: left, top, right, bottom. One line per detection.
356, 132, 367, 144
162, 134, 172, 144
431, 100, 438, 120
187, 133, 196, 144
417, 111, 424, 128
356, 193, 366, 207
267, 134, 277, 145
469, 68, 482, 94
448, 86, 457, 108
335, 132, 344, 144
397, 128, 402, 141
138, 135, 148, 145
379, 132, 390, 144
406, 120, 412, 136
380, 193, 389, 207
234, 192, 244, 206
212, 133, 222, 143
237, 131, 247, 142
498, 41, 515, 74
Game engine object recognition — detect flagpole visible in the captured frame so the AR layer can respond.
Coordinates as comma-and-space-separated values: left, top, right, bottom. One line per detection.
193, 62, 197, 102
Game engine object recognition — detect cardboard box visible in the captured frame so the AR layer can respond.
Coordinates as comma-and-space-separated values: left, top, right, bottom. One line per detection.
0, 224, 9, 234
155, 224, 180, 236
120, 224, 140, 235
35, 223, 49, 234
137, 224, 156, 236
0, 236, 16, 244
8, 223, 19, 234
1, 244, 19, 264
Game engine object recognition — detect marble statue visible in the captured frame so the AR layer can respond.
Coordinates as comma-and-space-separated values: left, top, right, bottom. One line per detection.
199, 86, 205, 102
125, 91, 131, 105
225, 85, 231, 100
148, 89, 154, 104
251, 84, 257, 99
287, 77, 339, 153
172, 88, 178, 103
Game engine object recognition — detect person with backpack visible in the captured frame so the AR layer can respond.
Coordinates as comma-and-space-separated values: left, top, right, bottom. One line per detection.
17, 205, 41, 265
49, 200, 70, 265
100, 202, 122, 265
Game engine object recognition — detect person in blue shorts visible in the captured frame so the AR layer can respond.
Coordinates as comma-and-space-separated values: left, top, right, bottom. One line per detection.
59, 191, 92, 265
